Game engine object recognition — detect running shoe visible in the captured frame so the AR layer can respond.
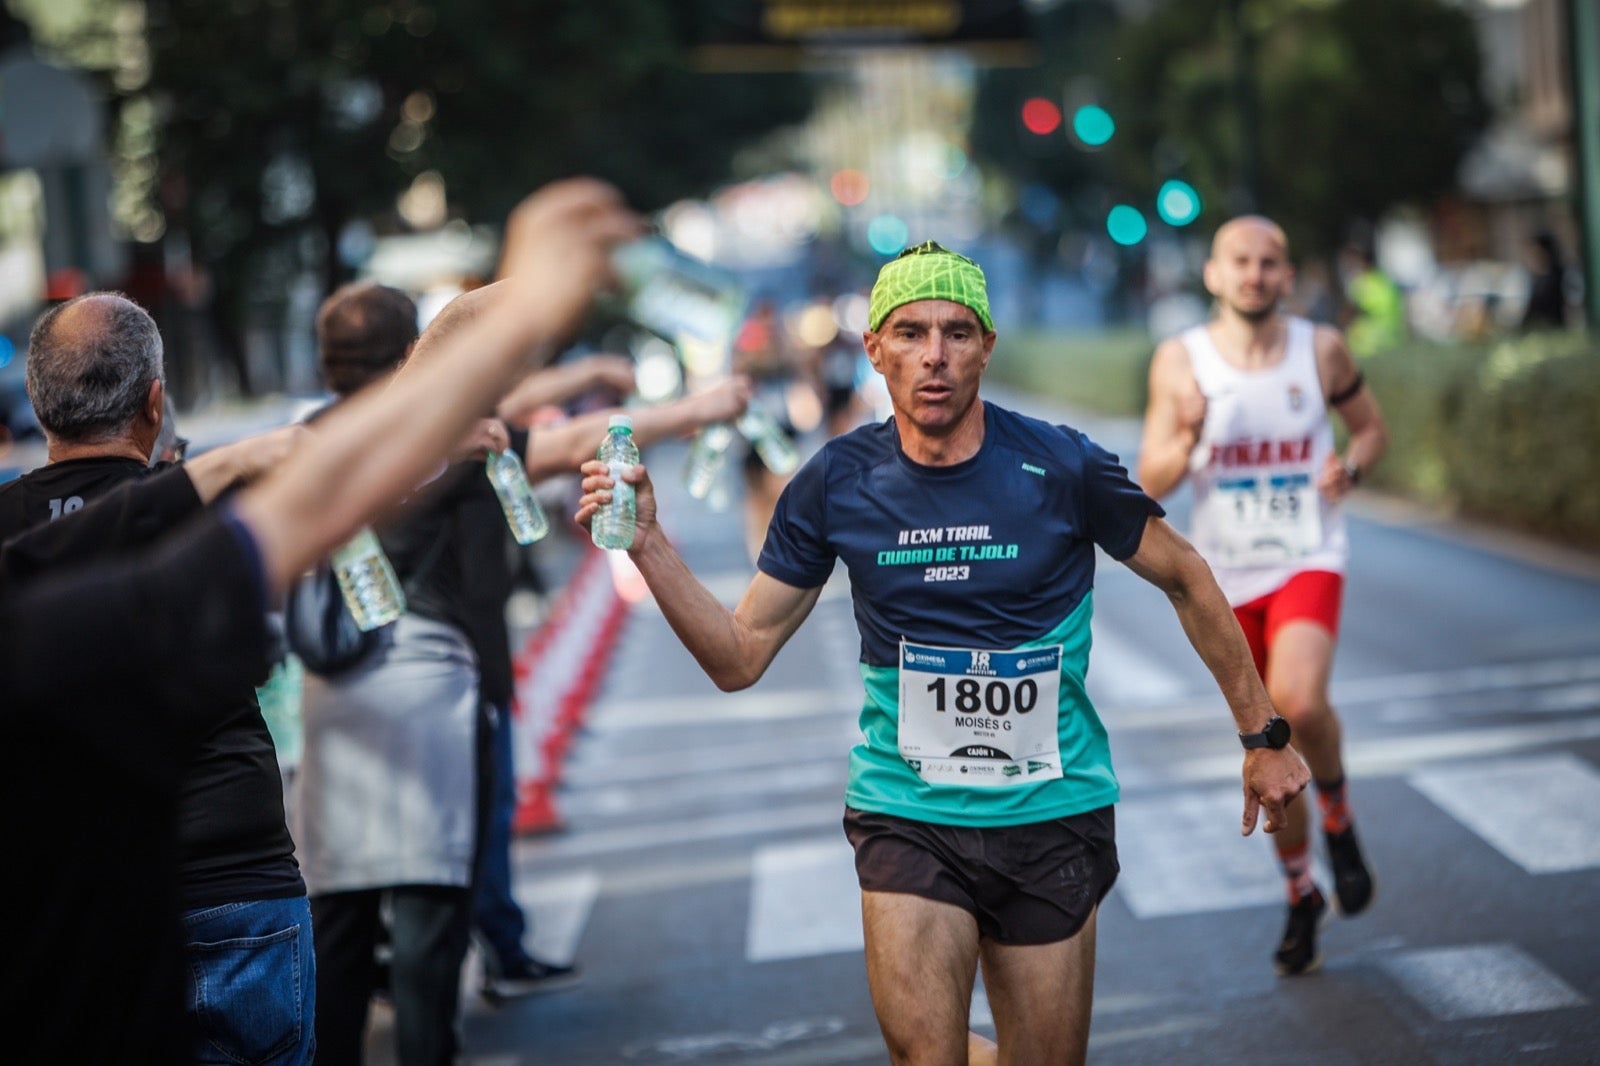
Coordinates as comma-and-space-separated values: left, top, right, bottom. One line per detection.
1273, 888, 1328, 977
482, 958, 583, 1002
1325, 825, 1376, 916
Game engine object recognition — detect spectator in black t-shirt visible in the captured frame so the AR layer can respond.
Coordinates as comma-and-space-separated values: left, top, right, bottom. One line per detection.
1, 176, 642, 1066
0, 292, 318, 1065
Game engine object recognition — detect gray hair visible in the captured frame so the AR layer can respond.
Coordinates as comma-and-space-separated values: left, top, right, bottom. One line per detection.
26, 293, 165, 443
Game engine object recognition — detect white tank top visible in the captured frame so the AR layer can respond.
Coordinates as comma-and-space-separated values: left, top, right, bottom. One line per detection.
1183, 317, 1346, 606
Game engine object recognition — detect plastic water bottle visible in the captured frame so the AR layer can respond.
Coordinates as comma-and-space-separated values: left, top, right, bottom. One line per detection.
682, 422, 735, 500
331, 526, 406, 631
592, 414, 640, 549
738, 404, 799, 476
612, 237, 748, 354
486, 448, 549, 545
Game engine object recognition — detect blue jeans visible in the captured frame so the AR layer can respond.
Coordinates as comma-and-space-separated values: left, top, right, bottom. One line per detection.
474, 700, 532, 974
183, 896, 316, 1066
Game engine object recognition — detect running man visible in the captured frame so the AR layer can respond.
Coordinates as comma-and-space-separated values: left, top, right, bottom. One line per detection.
578, 241, 1308, 1064
1138, 215, 1390, 976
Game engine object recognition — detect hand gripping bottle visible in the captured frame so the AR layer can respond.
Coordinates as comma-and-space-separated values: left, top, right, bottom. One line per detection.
331, 526, 406, 631
737, 403, 799, 476
486, 447, 549, 545
591, 414, 640, 549
681, 422, 735, 500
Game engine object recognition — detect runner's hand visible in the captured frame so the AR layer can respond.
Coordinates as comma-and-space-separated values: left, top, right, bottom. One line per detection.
576, 459, 658, 551
1317, 452, 1356, 502
1241, 747, 1310, 835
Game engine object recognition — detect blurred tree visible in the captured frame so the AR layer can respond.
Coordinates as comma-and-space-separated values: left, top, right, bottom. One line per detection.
1105, 0, 1488, 257
134, 0, 812, 391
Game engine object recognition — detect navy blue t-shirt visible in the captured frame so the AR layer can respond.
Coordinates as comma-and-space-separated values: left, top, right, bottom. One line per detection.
759, 401, 1163, 825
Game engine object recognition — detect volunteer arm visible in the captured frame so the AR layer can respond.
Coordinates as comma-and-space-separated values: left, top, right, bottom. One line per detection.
1136, 338, 1207, 499
1314, 326, 1389, 501
497, 354, 638, 428
1121, 515, 1310, 834
523, 375, 751, 483
575, 459, 819, 691
181, 424, 309, 502
233, 178, 641, 593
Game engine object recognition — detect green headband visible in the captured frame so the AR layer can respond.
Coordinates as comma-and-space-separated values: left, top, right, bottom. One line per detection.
868, 240, 993, 332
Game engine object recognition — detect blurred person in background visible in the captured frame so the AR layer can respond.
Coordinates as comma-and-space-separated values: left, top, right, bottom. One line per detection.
1519, 230, 1569, 331
1140, 215, 1389, 977
1338, 241, 1406, 358
474, 353, 751, 1002
732, 297, 804, 561
296, 279, 511, 1066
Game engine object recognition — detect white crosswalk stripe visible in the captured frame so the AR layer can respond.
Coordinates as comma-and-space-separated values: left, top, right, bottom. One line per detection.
1408, 752, 1600, 873
747, 837, 862, 962
1112, 789, 1288, 917
1383, 943, 1588, 1019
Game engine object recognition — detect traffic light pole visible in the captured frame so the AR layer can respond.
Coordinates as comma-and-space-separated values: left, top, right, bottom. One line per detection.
1572, 0, 1600, 330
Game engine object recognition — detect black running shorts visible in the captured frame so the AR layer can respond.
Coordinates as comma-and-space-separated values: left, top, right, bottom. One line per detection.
842, 805, 1118, 945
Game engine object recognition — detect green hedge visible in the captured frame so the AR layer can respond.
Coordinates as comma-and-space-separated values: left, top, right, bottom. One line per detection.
990, 329, 1155, 417
1363, 331, 1600, 547
991, 326, 1600, 549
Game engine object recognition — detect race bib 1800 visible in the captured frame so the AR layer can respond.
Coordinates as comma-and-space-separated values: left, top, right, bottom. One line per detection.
897, 641, 1064, 789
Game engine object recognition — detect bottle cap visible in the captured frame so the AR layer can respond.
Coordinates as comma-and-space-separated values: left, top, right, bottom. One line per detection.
608, 414, 634, 431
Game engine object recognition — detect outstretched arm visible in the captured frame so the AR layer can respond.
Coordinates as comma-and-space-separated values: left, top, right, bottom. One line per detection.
1121, 516, 1309, 834
1137, 338, 1207, 499
497, 354, 638, 428
233, 179, 641, 593
575, 457, 818, 690
524, 375, 751, 483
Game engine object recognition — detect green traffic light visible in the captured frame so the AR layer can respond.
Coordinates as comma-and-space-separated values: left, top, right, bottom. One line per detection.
1106, 205, 1147, 246
1157, 180, 1202, 226
1072, 106, 1115, 147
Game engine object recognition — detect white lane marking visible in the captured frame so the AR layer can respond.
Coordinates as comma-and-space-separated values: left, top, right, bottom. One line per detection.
562, 724, 862, 785
569, 758, 845, 818
1115, 790, 1288, 917
1117, 714, 1600, 790
1333, 655, 1600, 704
1408, 753, 1600, 873
1086, 619, 1191, 706
747, 837, 863, 962
1383, 943, 1587, 1020
521, 869, 602, 965
587, 687, 859, 732
520, 800, 844, 861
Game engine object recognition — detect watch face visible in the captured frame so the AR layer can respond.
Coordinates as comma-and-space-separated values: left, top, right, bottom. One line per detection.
1265, 716, 1291, 748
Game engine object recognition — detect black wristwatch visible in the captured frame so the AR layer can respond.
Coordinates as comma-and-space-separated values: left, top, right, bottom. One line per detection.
1239, 716, 1292, 750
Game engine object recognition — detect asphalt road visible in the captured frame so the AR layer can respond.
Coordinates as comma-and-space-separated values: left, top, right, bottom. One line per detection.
12, 388, 1590, 1064
418, 391, 1600, 1066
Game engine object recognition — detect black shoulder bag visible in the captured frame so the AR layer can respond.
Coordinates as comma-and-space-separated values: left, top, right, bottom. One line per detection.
285, 530, 450, 676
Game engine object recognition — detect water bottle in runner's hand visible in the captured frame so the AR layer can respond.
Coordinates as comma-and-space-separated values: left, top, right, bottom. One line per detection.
592, 414, 640, 549
682, 422, 735, 500
332, 526, 406, 631
738, 403, 799, 476
486, 448, 549, 545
